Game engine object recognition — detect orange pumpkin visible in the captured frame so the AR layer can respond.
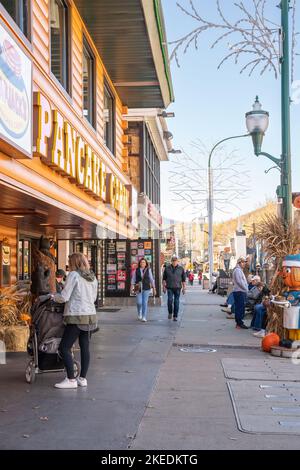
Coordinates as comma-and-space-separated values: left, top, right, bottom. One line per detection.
282, 266, 300, 289
262, 333, 280, 353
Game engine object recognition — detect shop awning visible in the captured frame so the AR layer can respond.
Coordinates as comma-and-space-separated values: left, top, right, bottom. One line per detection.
74, 0, 174, 108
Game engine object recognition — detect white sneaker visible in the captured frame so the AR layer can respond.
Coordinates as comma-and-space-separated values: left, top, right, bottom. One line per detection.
253, 329, 266, 338
54, 377, 78, 389
138, 314, 142, 321
77, 377, 87, 387
141, 318, 147, 322
222, 307, 232, 314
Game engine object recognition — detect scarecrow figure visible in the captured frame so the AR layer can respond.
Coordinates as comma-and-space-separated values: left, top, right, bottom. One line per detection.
281, 254, 300, 341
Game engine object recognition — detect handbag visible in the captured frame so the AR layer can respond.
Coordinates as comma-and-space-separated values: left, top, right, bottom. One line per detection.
134, 282, 142, 294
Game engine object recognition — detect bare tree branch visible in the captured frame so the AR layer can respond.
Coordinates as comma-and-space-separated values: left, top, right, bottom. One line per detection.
170, 0, 298, 80
169, 140, 250, 218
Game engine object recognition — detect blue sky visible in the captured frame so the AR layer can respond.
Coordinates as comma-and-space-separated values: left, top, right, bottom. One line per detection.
160, 0, 300, 222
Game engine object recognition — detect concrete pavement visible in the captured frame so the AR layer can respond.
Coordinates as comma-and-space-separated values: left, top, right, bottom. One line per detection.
0, 286, 300, 449
132, 286, 300, 450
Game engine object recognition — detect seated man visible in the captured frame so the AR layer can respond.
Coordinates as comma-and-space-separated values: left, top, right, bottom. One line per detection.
246, 280, 264, 309
251, 296, 270, 337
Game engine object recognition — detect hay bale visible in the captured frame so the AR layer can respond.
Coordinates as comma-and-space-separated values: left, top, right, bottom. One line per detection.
0, 326, 29, 352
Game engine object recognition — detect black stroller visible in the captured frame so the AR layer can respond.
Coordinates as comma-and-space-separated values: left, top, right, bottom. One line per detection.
25, 298, 80, 384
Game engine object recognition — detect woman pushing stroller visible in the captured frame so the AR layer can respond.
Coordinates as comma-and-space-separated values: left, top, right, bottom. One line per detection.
47, 253, 98, 389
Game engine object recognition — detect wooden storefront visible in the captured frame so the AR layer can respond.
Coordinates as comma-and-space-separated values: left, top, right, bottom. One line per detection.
0, 0, 173, 293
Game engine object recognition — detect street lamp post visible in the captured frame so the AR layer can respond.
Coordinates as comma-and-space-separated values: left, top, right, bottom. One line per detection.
246, 0, 292, 224
208, 0, 292, 290
208, 134, 250, 290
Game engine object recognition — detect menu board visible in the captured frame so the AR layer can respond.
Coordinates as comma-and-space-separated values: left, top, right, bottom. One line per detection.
105, 240, 128, 296
105, 239, 156, 297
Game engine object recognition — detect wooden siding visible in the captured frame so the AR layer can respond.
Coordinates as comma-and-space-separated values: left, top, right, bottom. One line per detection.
0, 219, 17, 286
72, 8, 83, 115
116, 97, 124, 163
0, 0, 132, 247
30, 0, 125, 170
32, 0, 49, 75
96, 61, 104, 141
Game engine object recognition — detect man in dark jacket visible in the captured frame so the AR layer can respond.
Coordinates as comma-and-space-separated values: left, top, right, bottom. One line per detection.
163, 255, 186, 321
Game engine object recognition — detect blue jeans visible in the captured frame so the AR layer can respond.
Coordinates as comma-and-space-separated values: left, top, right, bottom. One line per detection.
233, 291, 246, 326
227, 292, 235, 312
251, 304, 267, 330
136, 290, 151, 319
167, 288, 181, 317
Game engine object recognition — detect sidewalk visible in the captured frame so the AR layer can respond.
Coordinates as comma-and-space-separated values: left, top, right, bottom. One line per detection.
132, 286, 300, 450
0, 304, 177, 450
1, 287, 300, 450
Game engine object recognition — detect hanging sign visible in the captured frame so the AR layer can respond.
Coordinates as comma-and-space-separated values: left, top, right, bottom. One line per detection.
0, 20, 32, 158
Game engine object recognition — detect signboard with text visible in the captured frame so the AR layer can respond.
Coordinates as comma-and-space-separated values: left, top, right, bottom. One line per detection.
0, 20, 32, 158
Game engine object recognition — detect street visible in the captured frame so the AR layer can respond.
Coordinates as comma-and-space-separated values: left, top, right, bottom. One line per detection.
1, 286, 300, 450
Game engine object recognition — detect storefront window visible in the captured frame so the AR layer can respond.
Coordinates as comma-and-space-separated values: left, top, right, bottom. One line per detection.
18, 239, 31, 280
0, 0, 30, 39
143, 125, 160, 206
50, 0, 69, 91
83, 37, 95, 127
104, 82, 115, 154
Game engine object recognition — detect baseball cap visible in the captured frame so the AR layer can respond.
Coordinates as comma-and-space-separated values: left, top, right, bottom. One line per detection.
171, 254, 178, 261
237, 257, 246, 263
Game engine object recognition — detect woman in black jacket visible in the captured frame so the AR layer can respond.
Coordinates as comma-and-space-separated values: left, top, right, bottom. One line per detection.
131, 258, 156, 322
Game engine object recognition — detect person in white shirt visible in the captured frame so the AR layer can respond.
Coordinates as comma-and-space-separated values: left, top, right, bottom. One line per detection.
50, 253, 98, 389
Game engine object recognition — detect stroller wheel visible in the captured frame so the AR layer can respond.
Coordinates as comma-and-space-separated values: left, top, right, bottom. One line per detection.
73, 360, 81, 378
25, 360, 36, 384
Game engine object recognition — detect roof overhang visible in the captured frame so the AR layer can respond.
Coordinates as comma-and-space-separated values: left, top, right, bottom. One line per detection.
125, 108, 172, 161
74, 0, 174, 108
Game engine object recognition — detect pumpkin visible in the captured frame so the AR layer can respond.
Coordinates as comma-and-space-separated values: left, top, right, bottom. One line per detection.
262, 333, 280, 353
282, 266, 300, 289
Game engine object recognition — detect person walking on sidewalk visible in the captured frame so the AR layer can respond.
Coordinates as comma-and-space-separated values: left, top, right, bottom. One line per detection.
232, 257, 249, 330
163, 255, 186, 321
50, 253, 98, 389
198, 271, 203, 287
131, 258, 156, 323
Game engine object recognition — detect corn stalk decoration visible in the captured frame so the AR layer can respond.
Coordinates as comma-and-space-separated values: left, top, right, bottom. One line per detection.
255, 213, 300, 293
170, 0, 299, 81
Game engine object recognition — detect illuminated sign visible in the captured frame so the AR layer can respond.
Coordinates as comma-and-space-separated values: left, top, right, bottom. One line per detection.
0, 21, 32, 157
33, 91, 129, 218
